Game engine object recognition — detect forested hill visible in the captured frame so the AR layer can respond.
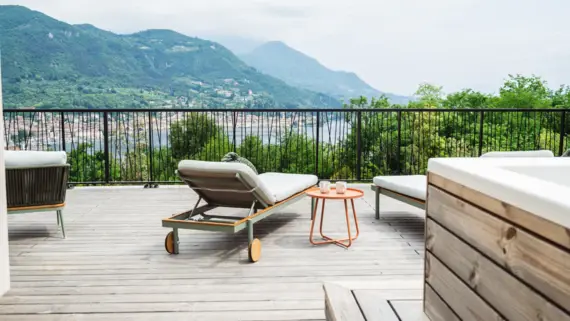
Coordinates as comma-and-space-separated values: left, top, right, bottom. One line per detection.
0, 5, 341, 109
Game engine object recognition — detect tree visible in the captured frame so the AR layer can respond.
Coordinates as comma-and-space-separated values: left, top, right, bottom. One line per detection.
495, 74, 551, 108
412, 83, 444, 108
169, 113, 225, 161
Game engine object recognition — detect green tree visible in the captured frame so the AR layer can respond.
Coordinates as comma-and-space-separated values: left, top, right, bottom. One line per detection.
169, 114, 225, 161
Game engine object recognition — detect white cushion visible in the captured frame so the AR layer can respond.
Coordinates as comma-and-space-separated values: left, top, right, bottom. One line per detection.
481, 150, 554, 158
5, 150, 67, 169
258, 172, 318, 202
373, 175, 427, 201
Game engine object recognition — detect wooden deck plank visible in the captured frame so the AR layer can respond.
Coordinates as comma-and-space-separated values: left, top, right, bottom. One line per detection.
353, 292, 399, 321
1, 185, 424, 320
391, 300, 424, 321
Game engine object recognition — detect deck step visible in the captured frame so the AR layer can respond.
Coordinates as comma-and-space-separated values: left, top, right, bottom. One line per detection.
323, 282, 430, 321
323, 283, 365, 321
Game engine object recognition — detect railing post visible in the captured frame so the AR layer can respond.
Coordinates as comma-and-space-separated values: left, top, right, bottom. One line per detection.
60, 112, 66, 152
148, 111, 154, 184
103, 112, 110, 184
558, 110, 566, 156
397, 111, 402, 175
315, 111, 320, 178
478, 110, 485, 156
356, 111, 362, 181
232, 111, 237, 152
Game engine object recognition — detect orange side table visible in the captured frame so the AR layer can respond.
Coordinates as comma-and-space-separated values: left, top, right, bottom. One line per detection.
306, 187, 363, 248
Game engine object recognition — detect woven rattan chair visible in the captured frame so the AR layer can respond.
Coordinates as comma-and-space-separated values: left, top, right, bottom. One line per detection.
5, 151, 70, 238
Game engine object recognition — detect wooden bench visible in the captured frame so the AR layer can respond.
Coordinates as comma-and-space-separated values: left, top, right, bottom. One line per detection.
324, 283, 428, 321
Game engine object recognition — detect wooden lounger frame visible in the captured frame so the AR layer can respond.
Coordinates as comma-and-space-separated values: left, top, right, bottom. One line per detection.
371, 184, 425, 219
162, 171, 315, 261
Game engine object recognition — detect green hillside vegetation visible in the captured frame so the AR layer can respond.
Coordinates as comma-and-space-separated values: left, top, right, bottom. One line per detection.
0, 5, 340, 109
240, 41, 410, 104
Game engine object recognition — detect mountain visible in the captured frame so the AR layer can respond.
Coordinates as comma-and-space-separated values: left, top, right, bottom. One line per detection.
205, 35, 264, 55
240, 41, 410, 104
0, 5, 340, 109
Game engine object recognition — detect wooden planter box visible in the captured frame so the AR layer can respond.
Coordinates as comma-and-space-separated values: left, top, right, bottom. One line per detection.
424, 172, 570, 321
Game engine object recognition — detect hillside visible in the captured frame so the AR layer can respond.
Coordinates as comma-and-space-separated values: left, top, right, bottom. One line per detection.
0, 5, 340, 109
240, 41, 410, 104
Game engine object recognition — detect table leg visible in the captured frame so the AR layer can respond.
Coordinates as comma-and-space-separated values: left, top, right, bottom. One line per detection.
319, 199, 326, 238
351, 199, 360, 240
309, 198, 360, 248
309, 198, 320, 244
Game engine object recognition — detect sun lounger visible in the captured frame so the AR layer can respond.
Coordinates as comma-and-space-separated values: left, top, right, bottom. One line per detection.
371, 150, 555, 218
161, 160, 318, 262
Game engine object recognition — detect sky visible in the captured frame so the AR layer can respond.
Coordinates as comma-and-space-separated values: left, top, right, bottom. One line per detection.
1, 0, 569, 96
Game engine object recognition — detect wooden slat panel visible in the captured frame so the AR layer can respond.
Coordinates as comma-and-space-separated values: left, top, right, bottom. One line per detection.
428, 172, 570, 251
424, 284, 460, 321
427, 219, 570, 321
323, 283, 365, 321
425, 252, 504, 321
427, 185, 570, 311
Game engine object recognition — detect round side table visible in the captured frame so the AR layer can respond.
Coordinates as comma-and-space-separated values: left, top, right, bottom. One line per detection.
306, 187, 364, 248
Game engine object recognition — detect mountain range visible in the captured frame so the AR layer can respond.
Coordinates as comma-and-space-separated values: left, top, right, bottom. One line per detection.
239, 41, 410, 104
0, 5, 407, 109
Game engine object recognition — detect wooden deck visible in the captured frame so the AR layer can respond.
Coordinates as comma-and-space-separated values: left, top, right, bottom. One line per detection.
0, 184, 425, 320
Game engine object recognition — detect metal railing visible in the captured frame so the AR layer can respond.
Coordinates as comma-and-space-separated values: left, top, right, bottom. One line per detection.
4, 108, 569, 185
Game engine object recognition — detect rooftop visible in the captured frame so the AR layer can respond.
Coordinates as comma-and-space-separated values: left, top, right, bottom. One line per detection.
1, 184, 424, 320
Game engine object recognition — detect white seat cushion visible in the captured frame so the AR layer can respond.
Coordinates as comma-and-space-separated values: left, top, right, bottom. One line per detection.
373, 175, 427, 201
5, 150, 67, 169
258, 173, 318, 202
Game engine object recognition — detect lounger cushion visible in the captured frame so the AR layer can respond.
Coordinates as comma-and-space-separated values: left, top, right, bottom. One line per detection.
177, 160, 276, 205
258, 173, 318, 202
373, 175, 426, 201
5, 150, 67, 169
481, 150, 554, 158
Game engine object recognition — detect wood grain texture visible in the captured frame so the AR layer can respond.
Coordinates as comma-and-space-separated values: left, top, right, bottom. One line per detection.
427, 219, 570, 321
0, 185, 424, 320
428, 185, 570, 311
428, 172, 570, 251
423, 285, 460, 321
323, 283, 365, 321
425, 252, 505, 321
390, 300, 424, 321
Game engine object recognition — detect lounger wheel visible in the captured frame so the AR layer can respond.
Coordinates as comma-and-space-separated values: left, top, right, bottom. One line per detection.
248, 238, 262, 263
165, 231, 178, 254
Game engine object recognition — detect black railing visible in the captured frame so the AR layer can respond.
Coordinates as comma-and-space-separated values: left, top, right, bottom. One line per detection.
4, 108, 569, 185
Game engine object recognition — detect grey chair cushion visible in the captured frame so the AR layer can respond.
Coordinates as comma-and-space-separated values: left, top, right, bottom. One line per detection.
177, 160, 275, 205
221, 152, 258, 174
5, 151, 67, 169
258, 173, 318, 202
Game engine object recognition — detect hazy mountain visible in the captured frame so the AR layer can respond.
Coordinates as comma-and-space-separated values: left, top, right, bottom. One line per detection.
0, 5, 340, 109
206, 35, 264, 55
240, 41, 410, 104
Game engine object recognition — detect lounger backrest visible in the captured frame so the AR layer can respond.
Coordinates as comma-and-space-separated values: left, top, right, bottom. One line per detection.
177, 160, 276, 208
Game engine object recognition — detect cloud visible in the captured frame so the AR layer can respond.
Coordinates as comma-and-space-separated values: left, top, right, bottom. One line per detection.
0, 0, 568, 95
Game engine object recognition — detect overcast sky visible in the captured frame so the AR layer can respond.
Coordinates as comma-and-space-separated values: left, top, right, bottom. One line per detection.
1, 0, 569, 96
